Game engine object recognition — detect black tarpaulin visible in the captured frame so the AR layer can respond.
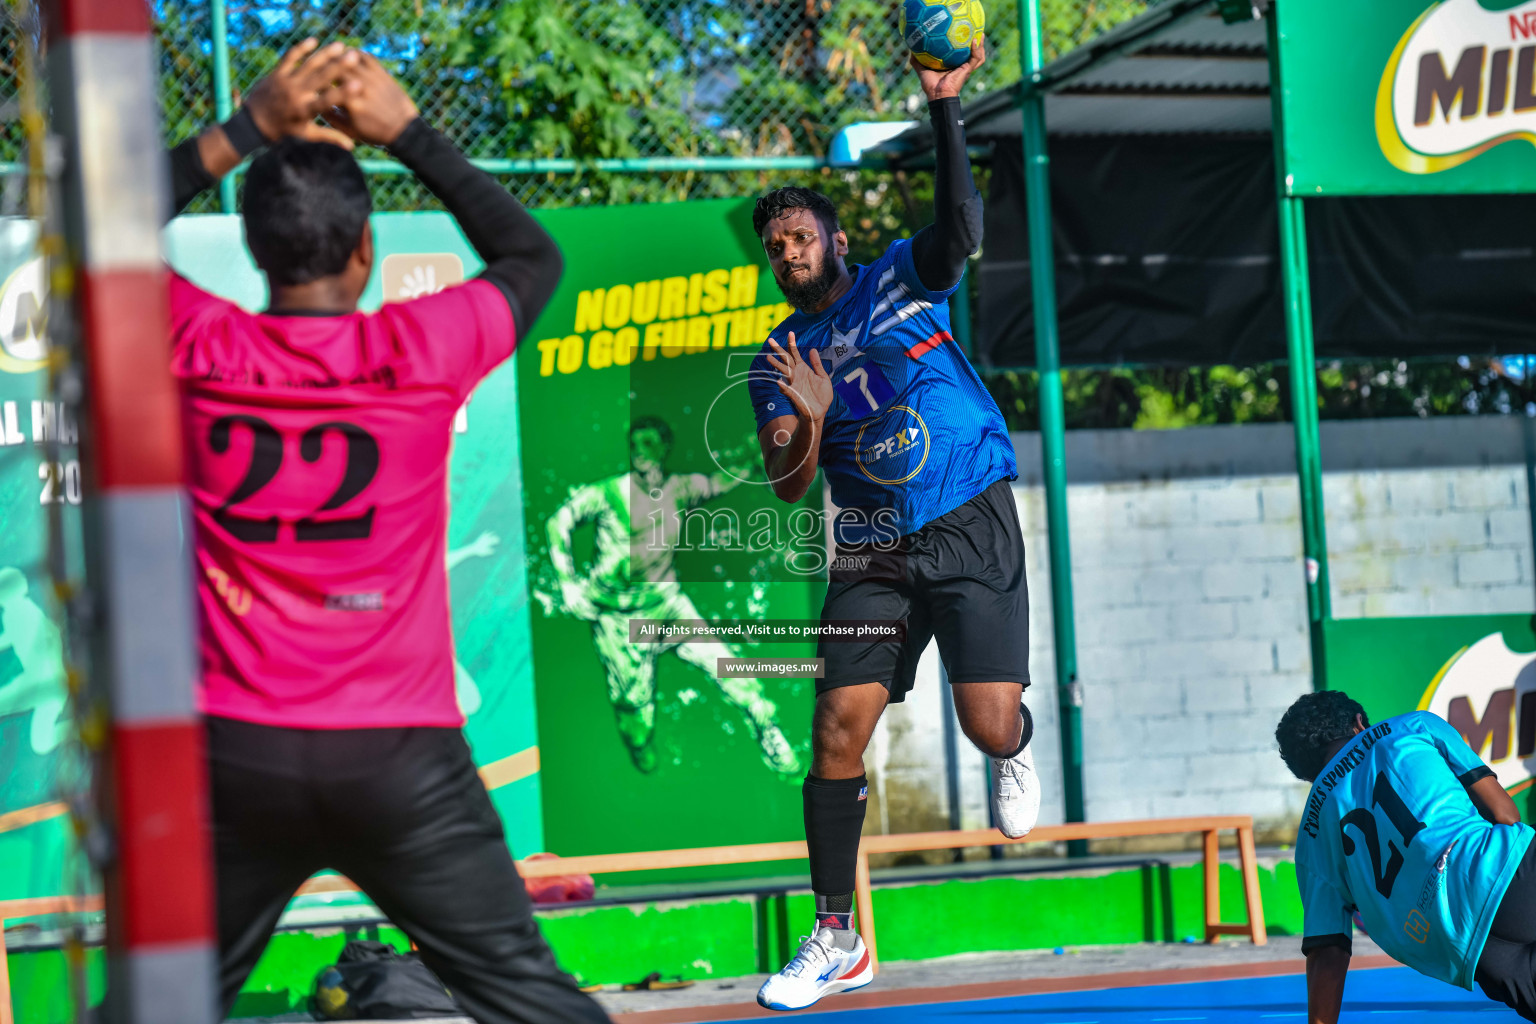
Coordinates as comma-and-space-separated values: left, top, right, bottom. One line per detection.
978, 136, 1536, 367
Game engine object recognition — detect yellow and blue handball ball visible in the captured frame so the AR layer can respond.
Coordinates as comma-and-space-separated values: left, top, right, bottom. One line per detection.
900, 0, 985, 71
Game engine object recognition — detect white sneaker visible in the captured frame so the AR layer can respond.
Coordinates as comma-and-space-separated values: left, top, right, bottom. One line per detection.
756, 929, 873, 1011
992, 741, 1042, 839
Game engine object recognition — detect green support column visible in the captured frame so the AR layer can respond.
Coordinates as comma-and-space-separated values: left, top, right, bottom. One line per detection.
1277, 197, 1330, 689
1268, 8, 1330, 691
1019, 0, 1087, 839
211, 0, 237, 213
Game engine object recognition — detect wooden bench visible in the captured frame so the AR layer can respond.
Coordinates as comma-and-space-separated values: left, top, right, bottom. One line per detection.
0, 815, 1265, 1022
299, 814, 1268, 969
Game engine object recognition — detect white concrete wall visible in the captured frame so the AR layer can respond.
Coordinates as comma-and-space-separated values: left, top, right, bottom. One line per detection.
1020, 471, 1313, 831
1327, 467, 1533, 618
860, 416, 1536, 844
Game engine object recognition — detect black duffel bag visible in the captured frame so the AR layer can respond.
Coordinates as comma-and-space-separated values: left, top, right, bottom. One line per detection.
311, 940, 465, 1020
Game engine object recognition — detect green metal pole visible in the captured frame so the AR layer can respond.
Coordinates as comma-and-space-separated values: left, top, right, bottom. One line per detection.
1020, 0, 1086, 840
1277, 198, 1329, 689
1268, 8, 1330, 690
211, 0, 236, 213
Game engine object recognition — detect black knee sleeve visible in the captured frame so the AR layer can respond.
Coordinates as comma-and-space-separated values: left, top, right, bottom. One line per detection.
803, 774, 868, 895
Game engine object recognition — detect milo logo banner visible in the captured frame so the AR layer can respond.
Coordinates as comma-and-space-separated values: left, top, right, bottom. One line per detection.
516, 199, 819, 862
1278, 0, 1536, 194
1421, 633, 1536, 793
1326, 615, 1536, 821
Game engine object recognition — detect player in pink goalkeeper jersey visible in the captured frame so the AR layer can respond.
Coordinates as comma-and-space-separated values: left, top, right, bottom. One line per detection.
166, 43, 609, 1023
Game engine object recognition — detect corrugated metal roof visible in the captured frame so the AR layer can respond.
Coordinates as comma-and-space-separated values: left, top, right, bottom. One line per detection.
1068, 53, 1268, 94
875, 0, 1272, 156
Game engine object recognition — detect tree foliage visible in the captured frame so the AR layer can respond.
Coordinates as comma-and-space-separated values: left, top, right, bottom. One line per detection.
148, 0, 1147, 206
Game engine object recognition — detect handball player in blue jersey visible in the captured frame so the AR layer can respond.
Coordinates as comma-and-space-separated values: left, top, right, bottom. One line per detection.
747, 38, 1039, 1011
1277, 691, 1536, 1022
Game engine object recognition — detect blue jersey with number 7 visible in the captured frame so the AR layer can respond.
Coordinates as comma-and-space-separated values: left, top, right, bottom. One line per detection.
1295, 711, 1533, 989
747, 237, 1015, 539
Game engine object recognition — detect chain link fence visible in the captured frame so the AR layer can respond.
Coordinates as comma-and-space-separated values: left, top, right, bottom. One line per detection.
145, 0, 1147, 213
0, 3, 41, 206
0, 0, 1152, 216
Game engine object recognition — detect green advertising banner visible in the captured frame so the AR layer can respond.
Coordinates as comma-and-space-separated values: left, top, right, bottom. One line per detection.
0, 218, 82, 904
513, 198, 822, 863
0, 198, 822, 905
0, 196, 822, 904
1277, 0, 1536, 195
1326, 615, 1536, 820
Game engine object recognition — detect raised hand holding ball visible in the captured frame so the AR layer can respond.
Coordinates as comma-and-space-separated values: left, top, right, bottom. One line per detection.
901, 0, 985, 71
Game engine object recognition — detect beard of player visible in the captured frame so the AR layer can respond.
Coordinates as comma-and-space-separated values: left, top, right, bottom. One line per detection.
776, 246, 844, 313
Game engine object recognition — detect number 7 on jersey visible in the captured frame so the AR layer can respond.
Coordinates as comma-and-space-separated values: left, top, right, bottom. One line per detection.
832, 363, 896, 416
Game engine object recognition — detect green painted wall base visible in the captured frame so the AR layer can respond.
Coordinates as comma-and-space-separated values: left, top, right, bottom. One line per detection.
5, 858, 1304, 1023
4, 946, 103, 1024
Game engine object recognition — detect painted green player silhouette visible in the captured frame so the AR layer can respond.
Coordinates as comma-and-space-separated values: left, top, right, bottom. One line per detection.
447, 531, 500, 717
0, 568, 67, 755
546, 417, 799, 775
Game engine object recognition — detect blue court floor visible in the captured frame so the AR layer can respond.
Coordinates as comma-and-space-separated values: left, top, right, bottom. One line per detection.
752, 967, 1519, 1023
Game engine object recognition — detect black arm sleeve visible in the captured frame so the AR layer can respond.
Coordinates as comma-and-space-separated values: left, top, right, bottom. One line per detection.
1460, 765, 1496, 787
168, 138, 215, 220
1301, 933, 1353, 956
910, 96, 983, 294
167, 108, 267, 220
388, 118, 563, 333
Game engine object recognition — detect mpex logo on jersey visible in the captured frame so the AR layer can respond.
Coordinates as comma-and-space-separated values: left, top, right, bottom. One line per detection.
854, 407, 931, 486
863, 427, 922, 464
1377, 0, 1536, 174
1419, 632, 1536, 791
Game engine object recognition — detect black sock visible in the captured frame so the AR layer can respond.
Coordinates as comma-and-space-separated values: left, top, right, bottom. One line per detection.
804, 774, 867, 948
1004, 703, 1034, 759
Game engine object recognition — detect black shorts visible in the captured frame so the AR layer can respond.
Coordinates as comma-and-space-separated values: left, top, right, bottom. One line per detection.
207, 718, 610, 1024
817, 476, 1029, 702
1477, 839, 1536, 1021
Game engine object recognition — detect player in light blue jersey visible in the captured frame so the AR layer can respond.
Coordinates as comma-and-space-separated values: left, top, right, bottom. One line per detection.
1277, 690, 1536, 1022
745, 36, 1040, 1013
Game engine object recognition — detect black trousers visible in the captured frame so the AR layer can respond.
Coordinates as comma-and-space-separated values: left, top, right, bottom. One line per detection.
1477, 841, 1536, 1020
208, 717, 609, 1024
